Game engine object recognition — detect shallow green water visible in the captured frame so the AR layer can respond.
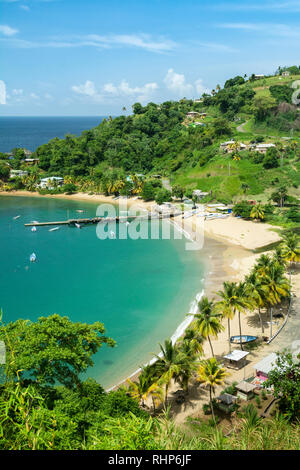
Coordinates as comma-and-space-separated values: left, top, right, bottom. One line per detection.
0, 196, 205, 388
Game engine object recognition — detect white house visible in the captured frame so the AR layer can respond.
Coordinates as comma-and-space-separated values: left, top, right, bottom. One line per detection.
39, 176, 64, 189
254, 143, 276, 154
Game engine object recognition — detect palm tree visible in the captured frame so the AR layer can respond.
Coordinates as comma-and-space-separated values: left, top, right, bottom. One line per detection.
235, 282, 255, 350
245, 272, 267, 333
254, 254, 273, 277
216, 281, 246, 352
127, 373, 157, 408
250, 204, 265, 221
280, 233, 300, 267
197, 358, 228, 421
180, 327, 204, 357
194, 297, 224, 358
260, 263, 290, 306
154, 340, 183, 405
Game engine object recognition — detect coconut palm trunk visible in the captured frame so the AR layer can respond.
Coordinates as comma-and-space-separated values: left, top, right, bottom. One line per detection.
238, 312, 244, 350
207, 335, 215, 358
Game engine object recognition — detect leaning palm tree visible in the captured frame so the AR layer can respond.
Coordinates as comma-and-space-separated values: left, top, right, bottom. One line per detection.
215, 281, 246, 352
197, 358, 229, 422
194, 297, 224, 358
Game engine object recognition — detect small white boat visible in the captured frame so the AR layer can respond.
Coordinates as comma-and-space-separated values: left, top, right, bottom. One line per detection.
49, 227, 60, 232
13, 215, 21, 220
76, 210, 84, 213
75, 223, 81, 229
30, 253, 36, 262
31, 227, 37, 232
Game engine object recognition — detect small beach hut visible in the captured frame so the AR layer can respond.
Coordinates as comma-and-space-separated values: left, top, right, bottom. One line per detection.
223, 350, 249, 370
216, 393, 238, 413
253, 352, 277, 382
235, 381, 257, 401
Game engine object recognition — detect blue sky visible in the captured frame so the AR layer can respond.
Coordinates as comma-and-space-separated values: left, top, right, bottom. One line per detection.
0, 0, 299, 116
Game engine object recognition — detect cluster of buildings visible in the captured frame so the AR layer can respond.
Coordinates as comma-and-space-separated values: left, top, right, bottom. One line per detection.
220, 140, 276, 154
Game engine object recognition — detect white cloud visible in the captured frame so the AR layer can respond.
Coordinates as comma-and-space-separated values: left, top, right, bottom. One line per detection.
102, 80, 158, 103
0, 32, 176, 53
71, 79, 158, 104
12, 88, 23, 95
0, 80, 6, 104
194, 79, 209, 96
0, 24, 18, 36
20, 5, 30, 11
164, 69, 194, 97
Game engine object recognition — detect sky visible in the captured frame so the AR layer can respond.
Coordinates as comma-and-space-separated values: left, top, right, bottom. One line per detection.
0, 0, 299, 116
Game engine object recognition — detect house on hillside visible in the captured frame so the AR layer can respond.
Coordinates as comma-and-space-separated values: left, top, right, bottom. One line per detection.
254, 143, 276, 154
220, 141, 247, 153
23, 158, 40, 166
186, 111, 200, 119
282, 71, 290, 77
254, 74, 265, 80
192, 189, 209, 199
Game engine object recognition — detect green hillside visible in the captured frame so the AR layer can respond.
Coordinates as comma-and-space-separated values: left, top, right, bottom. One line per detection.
1, 66, 300, 222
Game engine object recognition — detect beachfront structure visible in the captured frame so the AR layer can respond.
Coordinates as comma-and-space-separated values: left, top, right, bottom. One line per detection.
235, 381, 257, 401
220, 141, 248, 153
39, 176, 64, 189
216, 393, 238, 413
10, 169, 28, 178
223, 350, 249, 370
254, 143, 276, 154
253, 352, 277, 382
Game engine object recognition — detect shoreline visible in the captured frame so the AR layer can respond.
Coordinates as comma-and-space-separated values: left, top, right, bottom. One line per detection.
1, 190, 288, 397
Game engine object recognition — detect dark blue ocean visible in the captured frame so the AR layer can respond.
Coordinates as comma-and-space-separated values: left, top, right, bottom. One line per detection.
0, 116, 105, 153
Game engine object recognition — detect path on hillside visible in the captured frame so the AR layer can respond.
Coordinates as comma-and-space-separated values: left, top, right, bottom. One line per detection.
162, 178, 172, 191
236, 120, 249, 133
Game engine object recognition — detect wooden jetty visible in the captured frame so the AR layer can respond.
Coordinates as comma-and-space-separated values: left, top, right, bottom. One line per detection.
24, 216, 143, 227
24, 212, 181, 228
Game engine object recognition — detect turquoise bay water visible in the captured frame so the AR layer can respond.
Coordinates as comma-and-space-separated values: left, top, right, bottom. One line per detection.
0, 196, 205, 388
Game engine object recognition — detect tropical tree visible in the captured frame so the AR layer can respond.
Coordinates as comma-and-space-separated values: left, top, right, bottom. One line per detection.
127, 368, 163, 410
250, 204, 265, 221
216, 281, 247, 352
197, 358, 229, 421
245, 272, 268, 333
280, 233, 300, 267
234, 282, 255, 350
194, 297, 224, 357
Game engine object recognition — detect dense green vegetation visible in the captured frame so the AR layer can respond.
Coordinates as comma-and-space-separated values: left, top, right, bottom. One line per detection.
1, 66, 300, 216
1, 232, 299, 450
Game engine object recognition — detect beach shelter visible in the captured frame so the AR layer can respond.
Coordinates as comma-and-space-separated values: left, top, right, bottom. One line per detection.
216, 393, 238, 413
223, 350, 249, 370
235, 381, 257, 401
253, 352, 277, 381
